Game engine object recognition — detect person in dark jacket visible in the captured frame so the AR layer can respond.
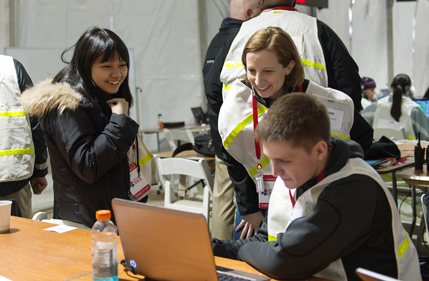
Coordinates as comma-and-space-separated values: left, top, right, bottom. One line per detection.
209, 0, 371, 239
203, 0, 262, 240
0, 56, 48, 218
21, 27, 139, 228
213, 93, 420, 281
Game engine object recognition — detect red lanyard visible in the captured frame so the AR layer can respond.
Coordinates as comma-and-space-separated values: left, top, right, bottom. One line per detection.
289, 169, 325, 208
252, 90, 262, 170
264, 6, 298, 12
252, 84, 303, 164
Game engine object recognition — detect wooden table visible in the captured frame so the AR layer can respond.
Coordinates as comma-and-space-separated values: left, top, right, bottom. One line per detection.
0, 217, 329, 281
142, 123, 205, 152
396, 166, 429, 238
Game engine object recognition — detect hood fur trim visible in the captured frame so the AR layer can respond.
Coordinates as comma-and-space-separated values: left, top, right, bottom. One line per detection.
21, 79, 82, 117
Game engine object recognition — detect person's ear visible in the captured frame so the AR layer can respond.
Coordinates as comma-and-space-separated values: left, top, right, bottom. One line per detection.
285, 60, 296, 75
314, 140, 328, 160
245, 8, 253, 20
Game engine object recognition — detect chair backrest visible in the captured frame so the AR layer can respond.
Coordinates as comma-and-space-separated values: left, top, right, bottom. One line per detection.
373, 127, 406, 141
163, 128, 195, 150
154, 155, 213, 222
421, 192, 429, 241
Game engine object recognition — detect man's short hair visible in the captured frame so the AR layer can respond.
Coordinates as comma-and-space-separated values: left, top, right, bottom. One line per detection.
255, 93, 331, 152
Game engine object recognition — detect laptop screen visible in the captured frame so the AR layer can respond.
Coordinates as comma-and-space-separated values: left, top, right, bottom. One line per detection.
413, 99, 429, 118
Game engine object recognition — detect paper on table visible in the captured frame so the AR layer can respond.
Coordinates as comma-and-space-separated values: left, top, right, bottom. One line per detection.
44, 224, 77, 233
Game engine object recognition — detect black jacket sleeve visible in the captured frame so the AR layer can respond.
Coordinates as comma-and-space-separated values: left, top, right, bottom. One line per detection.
317, 20, 363, 111
205, 31, 261, 216
14, 59, 48, 178
350, 107, 374, 157
47, 110, 138, 184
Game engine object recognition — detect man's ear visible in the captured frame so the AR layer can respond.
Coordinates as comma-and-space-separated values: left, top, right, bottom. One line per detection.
245, 8, 253, 20
314, 140, 328, 160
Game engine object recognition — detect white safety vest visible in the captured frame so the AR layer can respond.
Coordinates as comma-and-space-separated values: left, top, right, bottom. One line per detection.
373, 95, 420, 140
218, 79, 354, 183
267, 158, 420, 281
220, 9, 328, 100
0, 55, 35, 182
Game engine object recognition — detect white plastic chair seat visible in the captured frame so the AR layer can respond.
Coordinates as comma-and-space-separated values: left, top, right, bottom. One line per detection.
154, 155, 213, 224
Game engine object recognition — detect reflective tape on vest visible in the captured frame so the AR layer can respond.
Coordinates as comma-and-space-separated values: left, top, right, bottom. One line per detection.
0, 111, 28, 117
249, 156, 271, 177
331, 132, 350, 140
301, 59, 325, 70
223, 105, 268, 149
0, 147, 34, 157
138, 152, 154, 167
397, 231, 410, 258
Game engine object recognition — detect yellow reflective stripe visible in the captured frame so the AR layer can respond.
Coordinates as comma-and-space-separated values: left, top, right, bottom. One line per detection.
397, 231, 410, 258
223, 105, 268, 149
0, 111, 28, 117
138, 152, 153, 167
223, 85, 231, 91
301, 59, 325, 70
0, 147, 34, 157
249, 157, 271, 177
407, 135, 416, 140
224, 62, 244, 68
268, 234, 277, 241
331, 132, 350, 140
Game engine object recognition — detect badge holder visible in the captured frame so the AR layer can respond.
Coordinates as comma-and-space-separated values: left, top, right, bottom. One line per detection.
129, 137, 151, 201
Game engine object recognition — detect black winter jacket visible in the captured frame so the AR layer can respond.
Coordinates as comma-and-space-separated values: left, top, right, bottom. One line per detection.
21, 80, 139, 227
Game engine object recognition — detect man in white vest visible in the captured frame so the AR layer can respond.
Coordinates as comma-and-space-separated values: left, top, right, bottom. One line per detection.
0, 55, 48, 218
212, 93, 420, 281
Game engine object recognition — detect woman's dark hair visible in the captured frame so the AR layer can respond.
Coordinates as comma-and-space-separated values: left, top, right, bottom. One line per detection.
390, 74, 411, 122
53, 26, 132, 113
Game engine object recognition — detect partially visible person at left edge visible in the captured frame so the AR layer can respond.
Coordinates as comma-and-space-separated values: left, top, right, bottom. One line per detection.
0, 55, 48, 218
21, 27, 139, 229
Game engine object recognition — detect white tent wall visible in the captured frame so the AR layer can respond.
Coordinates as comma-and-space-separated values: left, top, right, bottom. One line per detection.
2, 0, 428, 153
7, 0, 225, 152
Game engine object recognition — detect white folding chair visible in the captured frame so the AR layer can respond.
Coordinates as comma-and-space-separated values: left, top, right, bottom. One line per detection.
163, 128, 195, 150
154, 155, 213, 224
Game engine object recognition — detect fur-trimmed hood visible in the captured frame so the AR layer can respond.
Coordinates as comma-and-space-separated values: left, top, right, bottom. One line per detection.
21, 79, 82, 117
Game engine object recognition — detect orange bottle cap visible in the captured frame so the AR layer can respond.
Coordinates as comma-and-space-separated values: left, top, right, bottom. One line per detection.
96, 210, 111, 220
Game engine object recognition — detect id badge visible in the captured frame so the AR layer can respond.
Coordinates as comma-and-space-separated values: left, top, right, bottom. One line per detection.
258, 175, 276, 209
255, 172, 264, 193
129, 162, 151, 201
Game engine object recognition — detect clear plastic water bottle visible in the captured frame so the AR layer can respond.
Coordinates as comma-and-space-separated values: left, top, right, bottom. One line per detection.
92, 210, 118, 281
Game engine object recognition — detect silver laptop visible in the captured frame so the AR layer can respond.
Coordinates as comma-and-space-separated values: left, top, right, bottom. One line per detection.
112, 198, 270, 281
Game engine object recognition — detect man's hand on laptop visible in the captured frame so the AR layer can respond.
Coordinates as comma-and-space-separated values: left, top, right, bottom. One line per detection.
236, 211, 264, 239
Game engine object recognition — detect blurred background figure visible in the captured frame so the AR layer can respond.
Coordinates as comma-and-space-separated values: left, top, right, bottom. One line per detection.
361, 76, 377, 109
361, 73, 429, 141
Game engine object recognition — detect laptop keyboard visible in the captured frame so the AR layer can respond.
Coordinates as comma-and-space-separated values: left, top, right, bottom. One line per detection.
217, 272, 255, 281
